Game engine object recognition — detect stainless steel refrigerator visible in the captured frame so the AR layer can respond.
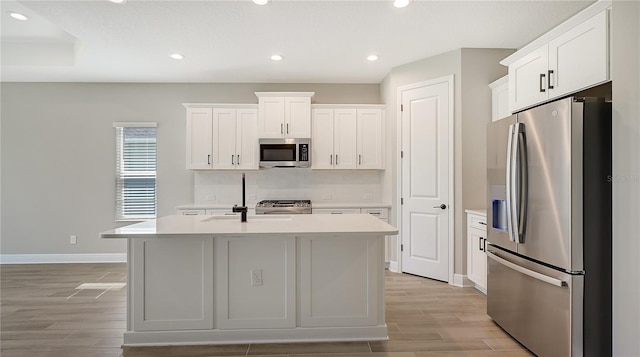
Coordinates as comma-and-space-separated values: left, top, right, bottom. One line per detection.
486, 97, 611, 357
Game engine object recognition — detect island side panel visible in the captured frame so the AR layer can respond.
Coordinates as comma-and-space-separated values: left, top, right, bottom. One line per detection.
214, 235, 296, 329
299, 234, 383, 328
130, 236, 214, 331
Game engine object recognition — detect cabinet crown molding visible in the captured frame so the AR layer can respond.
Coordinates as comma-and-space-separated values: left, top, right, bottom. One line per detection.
499, 0, 611, 66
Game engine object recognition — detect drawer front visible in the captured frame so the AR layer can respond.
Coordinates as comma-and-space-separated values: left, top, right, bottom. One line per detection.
468, 214, 487, 230
312, 208, 361, 215
361, 208, 388, 220
178, 209, 206, 216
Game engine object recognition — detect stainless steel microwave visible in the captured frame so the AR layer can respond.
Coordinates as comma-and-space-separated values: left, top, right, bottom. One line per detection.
259, 138, 310, 168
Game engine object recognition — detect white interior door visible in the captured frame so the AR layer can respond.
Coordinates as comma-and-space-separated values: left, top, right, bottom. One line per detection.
400, 77, 452, 282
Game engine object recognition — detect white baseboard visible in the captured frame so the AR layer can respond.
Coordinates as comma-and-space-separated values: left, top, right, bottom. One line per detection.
451, 273, 474, 287
0, 254, 127, 264
388, 261, 399, 273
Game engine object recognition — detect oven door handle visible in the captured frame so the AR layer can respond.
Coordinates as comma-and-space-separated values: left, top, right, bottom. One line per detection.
486, 251, 565, 287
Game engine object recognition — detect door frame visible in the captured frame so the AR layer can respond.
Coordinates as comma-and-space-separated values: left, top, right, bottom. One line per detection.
395, 75, 455, 284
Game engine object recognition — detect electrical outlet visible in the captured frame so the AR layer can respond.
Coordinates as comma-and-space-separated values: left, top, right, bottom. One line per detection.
364, 193, 373, 199
250, 269, 263, 286
206, 195, 216, 201
70, 235, 77, 245
322, 194, 332, 200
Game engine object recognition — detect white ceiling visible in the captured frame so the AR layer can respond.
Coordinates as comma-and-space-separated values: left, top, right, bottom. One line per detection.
1, 0, 593, 83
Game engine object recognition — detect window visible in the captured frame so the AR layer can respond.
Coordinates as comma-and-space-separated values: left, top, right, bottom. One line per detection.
114, 123, 157, 221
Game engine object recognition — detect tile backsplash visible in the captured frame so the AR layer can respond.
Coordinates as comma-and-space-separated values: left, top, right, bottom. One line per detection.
194, 169, 384, 205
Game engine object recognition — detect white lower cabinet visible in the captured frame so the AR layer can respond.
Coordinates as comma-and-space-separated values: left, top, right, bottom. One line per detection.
299, 235, 381, 327
214, 236, 296, 329
466, 211, 487, 293
314, 207, 391, 264
130, 237, 214, 331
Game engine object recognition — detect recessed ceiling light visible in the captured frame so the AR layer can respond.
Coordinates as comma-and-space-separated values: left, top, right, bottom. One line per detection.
170, 53, 184, 60
270, 54, 284, 61
393, 0, 411, 8
367, 55, 379, 62
8, 12, 28, 21
252, 0, 270, 5
109, 0, 127, 3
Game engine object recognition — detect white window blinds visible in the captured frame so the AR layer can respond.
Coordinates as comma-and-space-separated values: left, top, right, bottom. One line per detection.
114, 123, 157, 221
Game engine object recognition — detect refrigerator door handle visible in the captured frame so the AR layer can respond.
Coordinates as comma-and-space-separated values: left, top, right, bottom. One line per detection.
511, 123, 529, 243
487, 251, 565, 287
505, 123, 516, 242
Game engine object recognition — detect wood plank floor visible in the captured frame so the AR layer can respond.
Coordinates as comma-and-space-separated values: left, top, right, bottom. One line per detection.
0, 263, 532, 357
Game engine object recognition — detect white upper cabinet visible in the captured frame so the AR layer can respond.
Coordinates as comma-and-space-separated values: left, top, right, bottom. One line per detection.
185, 104, 258, 170
312, 105, 385, 170
489, 75, 510, 122
547, 10, 609, 97
356, 109, 384, 169
186, 107, 213, 170
256, 92, 314, 138
334, 109, 358, 169
503, 2, 610, 113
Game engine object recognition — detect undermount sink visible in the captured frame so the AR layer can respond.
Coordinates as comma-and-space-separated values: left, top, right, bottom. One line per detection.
201, 215, 293, 222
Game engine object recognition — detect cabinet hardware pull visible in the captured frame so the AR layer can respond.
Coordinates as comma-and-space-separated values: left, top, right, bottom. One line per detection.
232, 155, 235, 165
483, 238, 487, 252
479, 237, 484, 251
330, 155, 333, 165
539, 73, 546, 92
336, 155, 338, 165
237, 155, 240, 165
281, 123, 283, 134
479, 221, 487, 225
547, 70, 554, 89
286, 123, 289, 134
359, 154, 362, 165
208, 154, 211, 165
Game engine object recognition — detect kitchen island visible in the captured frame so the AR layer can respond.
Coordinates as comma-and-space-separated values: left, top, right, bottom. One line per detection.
100, 214, 398, 346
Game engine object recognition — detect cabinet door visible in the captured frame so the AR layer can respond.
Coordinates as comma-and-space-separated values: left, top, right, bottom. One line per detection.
258, 97, 285, 138
333, 109, 357, 169
508, 45, 549, 113
285, 97, 311, 138
236, 108, 259, 170
357, 109, 384, 169
186, 108, 213, 170
492, 82, 510, 121
311, 109, 335, 169
131, 237, 214, 331
548, 10, 609, 99
467, 226, 487, 292
212, 108, 237, 170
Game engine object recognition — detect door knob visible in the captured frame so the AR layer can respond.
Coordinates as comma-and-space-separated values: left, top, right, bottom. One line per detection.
433, 204, 447, 210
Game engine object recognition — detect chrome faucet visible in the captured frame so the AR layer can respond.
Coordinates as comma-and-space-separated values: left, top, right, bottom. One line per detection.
232, 173, 248, 222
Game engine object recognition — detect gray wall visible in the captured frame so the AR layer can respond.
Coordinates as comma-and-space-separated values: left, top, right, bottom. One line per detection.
611, 1, 640, 355
379, 48, 512, 276
0, 83, 379, 255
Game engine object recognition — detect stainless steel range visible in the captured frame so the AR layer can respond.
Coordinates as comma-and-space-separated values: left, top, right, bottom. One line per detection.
255, 200, 312, 214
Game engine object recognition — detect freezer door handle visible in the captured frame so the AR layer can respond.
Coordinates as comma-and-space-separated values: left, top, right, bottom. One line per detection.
487, 251, 565, 287
505, 124, 516, 242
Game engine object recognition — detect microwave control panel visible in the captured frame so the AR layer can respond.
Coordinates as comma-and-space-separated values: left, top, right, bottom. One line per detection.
299, 144, 309, 162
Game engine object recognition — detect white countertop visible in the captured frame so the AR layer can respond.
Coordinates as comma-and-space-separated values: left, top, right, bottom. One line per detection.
101, 214, 398, 239
465, 209, 487, 217
176, 202, 392, 210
